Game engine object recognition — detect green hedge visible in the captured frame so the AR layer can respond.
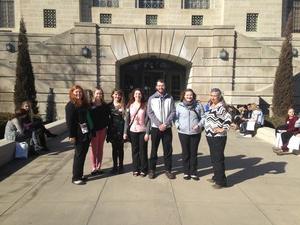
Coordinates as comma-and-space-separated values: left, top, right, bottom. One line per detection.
264, 115, 285, 129
0, 112, 14, 139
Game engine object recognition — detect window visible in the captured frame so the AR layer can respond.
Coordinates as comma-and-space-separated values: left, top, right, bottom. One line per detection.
44, 9, 56, 28
0, 0, 15, 28
93, 0, 119, 7
246, 13, 258, 32
139, 0, 164, 8
192, 15, 203, 26
184, 0, 209, 9
146, 15, 157, 25
294, 0, 300, 32
100, 13, 112, 24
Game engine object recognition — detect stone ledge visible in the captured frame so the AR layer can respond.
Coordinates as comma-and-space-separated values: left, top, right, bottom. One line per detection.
0, 119, 66, 168
255, 127, 275, 145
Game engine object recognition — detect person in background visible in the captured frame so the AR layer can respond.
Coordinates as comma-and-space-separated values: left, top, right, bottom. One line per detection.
123, 88, 150, 177
204, 88, 231, 189
174, 88, 204, 181
65, 85, 91, 185
88, 87, 110, 175
147, 79, 176, 179
21, 101, 57, 138
107, 89, 126, 174
273, 108, 298, 154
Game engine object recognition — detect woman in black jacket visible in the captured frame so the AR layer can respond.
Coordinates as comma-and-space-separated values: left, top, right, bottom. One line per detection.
65, 85, 91, 185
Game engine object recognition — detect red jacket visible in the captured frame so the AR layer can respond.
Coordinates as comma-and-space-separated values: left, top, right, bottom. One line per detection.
286, 116, 299, 133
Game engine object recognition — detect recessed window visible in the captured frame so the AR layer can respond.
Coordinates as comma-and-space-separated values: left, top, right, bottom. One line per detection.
139, 0, 164, 8
246, 13, 258, 32
293, 0, 300, 32
146, 15, 157, 25
100, 13, 112, 24
184, 0, 210, 9
192, 15, 203, 26
44, 9, 56, 28
0, 0, 15, 28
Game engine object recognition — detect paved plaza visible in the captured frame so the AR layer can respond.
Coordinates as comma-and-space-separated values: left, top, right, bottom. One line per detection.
0, 129, 300, 225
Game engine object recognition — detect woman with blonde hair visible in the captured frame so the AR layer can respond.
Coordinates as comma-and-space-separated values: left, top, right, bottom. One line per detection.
65, 85, 91, 185
88, 87, 110, 175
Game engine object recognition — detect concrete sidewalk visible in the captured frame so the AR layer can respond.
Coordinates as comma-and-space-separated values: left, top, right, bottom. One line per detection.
0, 129, 300, 225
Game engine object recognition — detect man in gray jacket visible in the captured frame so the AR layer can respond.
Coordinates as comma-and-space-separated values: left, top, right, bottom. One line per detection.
147, 79, 176, 179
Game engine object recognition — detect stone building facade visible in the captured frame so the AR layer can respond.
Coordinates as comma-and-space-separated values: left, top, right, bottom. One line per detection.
0, 0, 300, 118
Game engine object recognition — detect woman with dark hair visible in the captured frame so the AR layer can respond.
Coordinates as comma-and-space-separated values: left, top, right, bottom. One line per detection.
89, 87, 110, 175
204, 88, 231, 189
123, 88, 150, 177
174, 89, 204, 180
65, 85, 91, 185
107, 89, 126, 174
5, 109, 30, 142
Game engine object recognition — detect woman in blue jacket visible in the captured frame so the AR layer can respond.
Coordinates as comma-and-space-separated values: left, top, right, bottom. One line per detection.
175, 89, 204, 180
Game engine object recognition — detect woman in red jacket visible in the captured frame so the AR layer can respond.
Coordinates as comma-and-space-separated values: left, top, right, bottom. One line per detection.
273, 108, 298, 153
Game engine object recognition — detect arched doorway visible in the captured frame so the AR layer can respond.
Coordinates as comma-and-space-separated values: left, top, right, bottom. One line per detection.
120, 57, 187, 100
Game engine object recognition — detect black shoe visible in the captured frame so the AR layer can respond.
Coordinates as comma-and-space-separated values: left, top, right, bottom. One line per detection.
148, 170, 155, 179
118, 165, 124, 174
191, 175, 199, 181
165, 171, 175, 179
91, 170, 98, 176
183, 174, 191, 180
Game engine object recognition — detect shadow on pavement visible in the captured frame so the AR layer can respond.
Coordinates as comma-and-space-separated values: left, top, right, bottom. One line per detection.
86, 153, 287, 186
0, 132, 74, 181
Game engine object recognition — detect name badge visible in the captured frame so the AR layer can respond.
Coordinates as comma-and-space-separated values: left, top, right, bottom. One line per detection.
79, 123, 88, 134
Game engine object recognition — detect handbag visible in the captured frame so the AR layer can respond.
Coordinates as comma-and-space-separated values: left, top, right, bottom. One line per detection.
126, 106, 141, 142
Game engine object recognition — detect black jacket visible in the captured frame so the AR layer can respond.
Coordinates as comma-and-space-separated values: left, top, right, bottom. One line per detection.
65, 101, 90, 143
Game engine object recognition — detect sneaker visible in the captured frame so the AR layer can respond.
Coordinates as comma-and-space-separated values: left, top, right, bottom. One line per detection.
148, 170, 155, 179
72, 180, 86, 185
183, 174, 191, 180
191, 175, 199, 181
212, 183, 227, 189
133, 171, 139, 177
140, 172, 147, 177
165, 171, 175, 179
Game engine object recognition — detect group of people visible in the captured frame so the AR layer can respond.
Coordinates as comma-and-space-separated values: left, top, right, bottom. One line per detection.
4, 101, 57, 155
272, 107, 300, 155
65, 80, 232, 188
229, 103, 264, 137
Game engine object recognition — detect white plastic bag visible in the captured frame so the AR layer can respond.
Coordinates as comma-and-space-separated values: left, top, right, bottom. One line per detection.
287, 135, 300, 152
15, 142, 28, 159
246, 121, 256, 131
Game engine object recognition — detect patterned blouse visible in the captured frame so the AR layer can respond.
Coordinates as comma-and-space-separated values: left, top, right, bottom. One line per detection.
204, 102, 232, 137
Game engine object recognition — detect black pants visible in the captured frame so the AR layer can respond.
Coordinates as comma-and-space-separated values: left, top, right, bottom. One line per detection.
112, 141, 124, 168
130, 131, 148, 173
73, 139, 90, 181
178, 133, 201, 175
149, 127, 173, 172
281, 131, 294, 146
206, 136, 227, 186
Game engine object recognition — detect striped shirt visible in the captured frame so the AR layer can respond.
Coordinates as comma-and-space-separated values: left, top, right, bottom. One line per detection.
204, 102, 232, 137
